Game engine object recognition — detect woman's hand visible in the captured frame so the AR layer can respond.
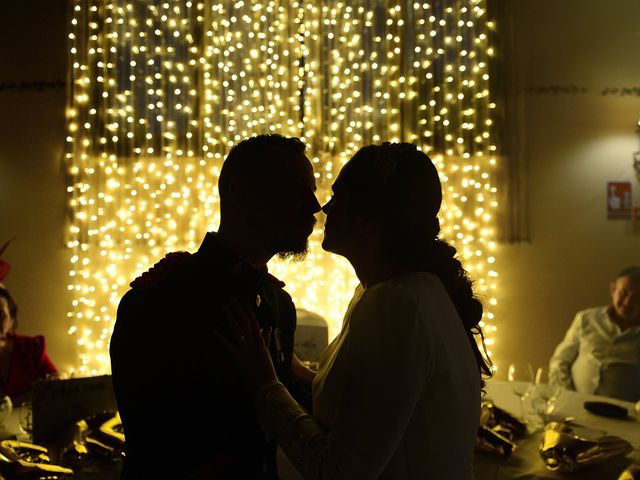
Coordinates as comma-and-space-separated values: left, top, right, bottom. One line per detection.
292, 353, 317, 389
216, 299, 278, 394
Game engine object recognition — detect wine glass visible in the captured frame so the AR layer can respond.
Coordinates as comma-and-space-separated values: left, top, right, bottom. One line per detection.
531, 367, 562, 423
17, 402, 33, 439
0, 396, 12, 432
507, 362, 533, 420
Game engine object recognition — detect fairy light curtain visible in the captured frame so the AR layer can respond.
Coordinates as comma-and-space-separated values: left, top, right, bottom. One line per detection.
66, 0, 497, 376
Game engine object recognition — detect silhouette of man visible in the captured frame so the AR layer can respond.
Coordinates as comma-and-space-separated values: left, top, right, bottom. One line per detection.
110, 134, 321, 479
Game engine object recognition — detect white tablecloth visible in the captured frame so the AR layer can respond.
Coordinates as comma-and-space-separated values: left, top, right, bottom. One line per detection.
475, 380, 640, 480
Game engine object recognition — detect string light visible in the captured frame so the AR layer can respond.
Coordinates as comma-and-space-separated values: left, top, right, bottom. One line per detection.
66, 0, 498, 376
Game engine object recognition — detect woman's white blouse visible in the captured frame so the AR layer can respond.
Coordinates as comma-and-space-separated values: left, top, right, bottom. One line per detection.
256, 272, 481, 480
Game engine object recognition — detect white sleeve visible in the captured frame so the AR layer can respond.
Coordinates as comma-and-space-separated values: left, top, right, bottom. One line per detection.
549, 312, 582, 390
254, 284, 433, 480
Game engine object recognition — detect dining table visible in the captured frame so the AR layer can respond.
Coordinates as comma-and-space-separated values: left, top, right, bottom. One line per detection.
0, 402, 122, 480
474, 380, 640, 480
2, 380, 639, 480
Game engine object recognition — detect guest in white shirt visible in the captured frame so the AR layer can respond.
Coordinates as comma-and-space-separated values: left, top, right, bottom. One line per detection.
549, 266, 640, 402
219, 142, 493, 480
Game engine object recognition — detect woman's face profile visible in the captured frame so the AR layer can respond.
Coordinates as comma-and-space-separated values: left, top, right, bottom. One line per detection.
321, 166, 373, 258
0, 297, 13, 337
321, 173, 356, 257
321, 186, 344, 255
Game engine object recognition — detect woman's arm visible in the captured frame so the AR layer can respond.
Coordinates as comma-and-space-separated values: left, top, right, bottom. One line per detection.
234, 286, 433, 480
291, 353, 316, 388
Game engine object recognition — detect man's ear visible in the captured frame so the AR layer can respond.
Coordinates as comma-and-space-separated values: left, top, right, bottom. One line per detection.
227, 176, 253, 206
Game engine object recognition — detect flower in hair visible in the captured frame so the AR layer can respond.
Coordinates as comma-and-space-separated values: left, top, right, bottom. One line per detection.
372, 142, 417, 182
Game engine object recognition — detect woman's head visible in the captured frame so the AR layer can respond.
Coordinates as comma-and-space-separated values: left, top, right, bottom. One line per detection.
0, 286, 17, 336
322, 142, 443, 260
323, 142, 493, 387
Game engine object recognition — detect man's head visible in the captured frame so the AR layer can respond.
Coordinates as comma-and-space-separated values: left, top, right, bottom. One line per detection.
218, 134, 320, 260
610, 266, 640, 325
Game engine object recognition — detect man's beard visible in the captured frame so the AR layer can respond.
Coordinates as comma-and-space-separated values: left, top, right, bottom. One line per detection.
276, 243, 309, 262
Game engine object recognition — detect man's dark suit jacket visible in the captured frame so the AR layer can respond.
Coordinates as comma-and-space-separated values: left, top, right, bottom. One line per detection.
110, 233, 298, 479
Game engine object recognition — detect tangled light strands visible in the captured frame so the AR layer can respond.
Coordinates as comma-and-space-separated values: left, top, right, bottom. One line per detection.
302, 0, 498, 365
66, 0, 213, 375
66, 0, 497, 376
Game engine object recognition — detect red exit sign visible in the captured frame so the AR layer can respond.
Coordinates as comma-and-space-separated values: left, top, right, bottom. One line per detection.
607, 181, 632, 220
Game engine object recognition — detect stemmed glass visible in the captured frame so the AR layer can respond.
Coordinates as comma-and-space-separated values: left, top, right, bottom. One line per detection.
507, 362, 533, 420
530, 367, 563, 424
17, 402, 32, 439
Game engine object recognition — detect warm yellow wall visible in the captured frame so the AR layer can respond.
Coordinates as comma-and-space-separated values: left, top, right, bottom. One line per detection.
1, 0, 638, 376
492, 0, 640, 377
0, 2, 75, 372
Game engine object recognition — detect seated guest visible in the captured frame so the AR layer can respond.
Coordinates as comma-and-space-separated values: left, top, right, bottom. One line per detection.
0, 286, 58, 403
549, 266, 640, 401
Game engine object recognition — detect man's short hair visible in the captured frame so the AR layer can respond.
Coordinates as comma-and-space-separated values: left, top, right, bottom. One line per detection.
218, 134, 306, 206
616, 266, 640, 283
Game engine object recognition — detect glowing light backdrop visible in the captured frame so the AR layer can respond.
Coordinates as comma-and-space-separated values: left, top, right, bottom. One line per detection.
66, 0, 498, 376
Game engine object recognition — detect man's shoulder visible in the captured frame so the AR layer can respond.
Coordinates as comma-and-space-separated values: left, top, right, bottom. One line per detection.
571, 306, 610, 331
129, 251, 194, 291
116, 252, 197, 321
575, 306, 608, 320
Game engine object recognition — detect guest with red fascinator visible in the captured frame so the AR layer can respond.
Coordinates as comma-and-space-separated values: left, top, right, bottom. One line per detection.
0, 239, 58, 404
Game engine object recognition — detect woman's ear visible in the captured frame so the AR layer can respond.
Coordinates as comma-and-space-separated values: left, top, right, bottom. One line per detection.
353, 215, 382, 242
